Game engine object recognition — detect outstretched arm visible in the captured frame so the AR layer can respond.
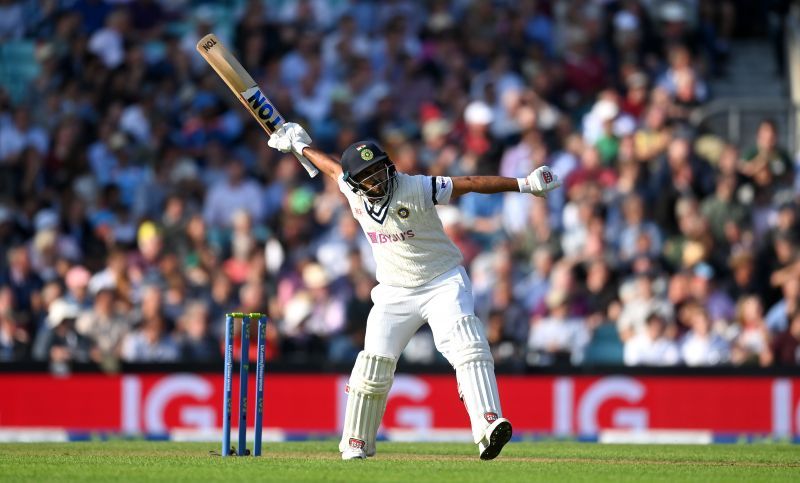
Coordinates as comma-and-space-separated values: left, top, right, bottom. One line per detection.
450, 166, 561, 200
451, 176, 519, 199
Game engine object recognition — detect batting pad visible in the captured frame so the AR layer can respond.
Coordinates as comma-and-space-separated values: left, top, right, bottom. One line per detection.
339, 351, 396, 455
446, 315, 503, 444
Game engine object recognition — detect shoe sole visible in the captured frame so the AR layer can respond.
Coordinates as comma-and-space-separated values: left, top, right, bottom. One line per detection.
480, 420, 512, 461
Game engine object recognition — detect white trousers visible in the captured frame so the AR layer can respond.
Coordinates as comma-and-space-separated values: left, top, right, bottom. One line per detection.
342, 265, 504, 450
365, 265, 475, 359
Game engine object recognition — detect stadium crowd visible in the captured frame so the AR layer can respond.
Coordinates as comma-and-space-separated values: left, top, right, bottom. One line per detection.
1, 0, 799, 370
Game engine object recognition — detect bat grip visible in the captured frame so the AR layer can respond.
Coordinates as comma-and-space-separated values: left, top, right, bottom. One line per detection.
273, 120, 318, 178
295, 153, 320, 178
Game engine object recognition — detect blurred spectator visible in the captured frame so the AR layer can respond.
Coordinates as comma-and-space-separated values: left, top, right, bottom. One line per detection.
527, 290, 589, 366
624, 313, 680, 366
771, 310, 800, 366
0, 108, 48, 162
680, 309, 730, 366
740, 119, 793, 189
75, 287, 128, 366
0, 309, 27, 361
88, 9, 129, 69
730, 296, 772, 366
32, 299, 91, 364
175, 300, 219, 362
487, 308, 522, 365
64, 265, 92, 309
618, 193, 662, 263
120, 315, 179, 363
438, 206, 480, 268
1, 245, 43, 319
203, 159, 265, 230
302, 263, 345, 343
689, 263, 735, 324
765, 278, 800, 334
617, 275, 672, 342
329, 271, 374, 363
236, 281, 278, 362
515, 247, 554, 314
583, 259, 618, 320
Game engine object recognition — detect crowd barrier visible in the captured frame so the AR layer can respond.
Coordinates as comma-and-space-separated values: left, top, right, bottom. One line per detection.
1, 370, 798, 442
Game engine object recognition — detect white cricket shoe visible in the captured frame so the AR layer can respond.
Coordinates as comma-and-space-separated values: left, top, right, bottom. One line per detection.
341, 448, 367, 460
341, 438, 367, 460
478, 418, 513, 460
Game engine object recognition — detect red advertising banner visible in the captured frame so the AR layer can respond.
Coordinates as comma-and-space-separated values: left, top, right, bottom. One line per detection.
0, 373, 798, 436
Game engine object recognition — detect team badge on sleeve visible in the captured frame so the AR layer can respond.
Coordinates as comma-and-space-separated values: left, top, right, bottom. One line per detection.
397, 206, 410, 219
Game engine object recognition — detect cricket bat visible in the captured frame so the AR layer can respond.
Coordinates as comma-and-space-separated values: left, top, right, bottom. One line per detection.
196, 33, 319, 177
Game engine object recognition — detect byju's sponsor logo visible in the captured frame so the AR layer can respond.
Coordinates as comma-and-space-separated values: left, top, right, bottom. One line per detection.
366, 230, 415, 244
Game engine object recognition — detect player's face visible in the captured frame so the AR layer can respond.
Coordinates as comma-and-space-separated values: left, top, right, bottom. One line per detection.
354, 162, 390, 199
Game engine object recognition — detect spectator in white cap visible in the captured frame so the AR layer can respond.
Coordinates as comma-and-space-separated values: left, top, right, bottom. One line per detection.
462, 100, 494, 159
32, 298, 91, 363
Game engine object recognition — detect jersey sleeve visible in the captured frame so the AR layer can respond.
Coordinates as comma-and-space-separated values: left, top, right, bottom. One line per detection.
336, 173, 351, 194
422, 175, 454, 207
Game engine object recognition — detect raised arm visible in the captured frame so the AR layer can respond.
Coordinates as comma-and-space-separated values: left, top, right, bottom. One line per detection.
267, 122, 342, 180
450, 166, 561, 200
300, 147, 342, 180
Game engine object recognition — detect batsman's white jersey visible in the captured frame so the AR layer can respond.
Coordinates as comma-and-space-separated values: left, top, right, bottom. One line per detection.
337, 172, 462, 288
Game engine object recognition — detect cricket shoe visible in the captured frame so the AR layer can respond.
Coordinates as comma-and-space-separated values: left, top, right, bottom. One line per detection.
341, 438, 367, 460
478, 418, 513, 460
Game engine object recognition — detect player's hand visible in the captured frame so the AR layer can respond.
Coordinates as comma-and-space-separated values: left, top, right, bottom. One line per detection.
267, 124, 294, 153
285, 123, 312, 154
268, 122, 312, 154
519, 166, 561, 198
268, 122, 319, 177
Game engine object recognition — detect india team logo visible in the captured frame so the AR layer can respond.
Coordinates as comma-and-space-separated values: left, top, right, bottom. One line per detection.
397, 206, 410, 219
361, 149, 374, 161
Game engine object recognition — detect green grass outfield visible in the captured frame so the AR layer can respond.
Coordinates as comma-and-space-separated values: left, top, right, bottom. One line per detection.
0, 441, 798, 482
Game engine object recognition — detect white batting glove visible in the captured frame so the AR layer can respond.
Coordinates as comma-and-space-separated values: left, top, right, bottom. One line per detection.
268, 122, 311, 155
517, 166, 561, 198
267, 124, 292, 152
286, 123, 312, 157
268, 122, 316, 173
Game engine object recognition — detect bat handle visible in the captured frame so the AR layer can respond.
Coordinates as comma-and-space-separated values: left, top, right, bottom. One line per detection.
296, 154, 320, 178
273, 119, 319, 178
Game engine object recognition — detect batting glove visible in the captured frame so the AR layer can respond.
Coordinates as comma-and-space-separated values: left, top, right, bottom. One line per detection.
286, 123, 312, 157
268, 122, 311, 154
268, 122, 314, 168
518, 166, 561, 198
